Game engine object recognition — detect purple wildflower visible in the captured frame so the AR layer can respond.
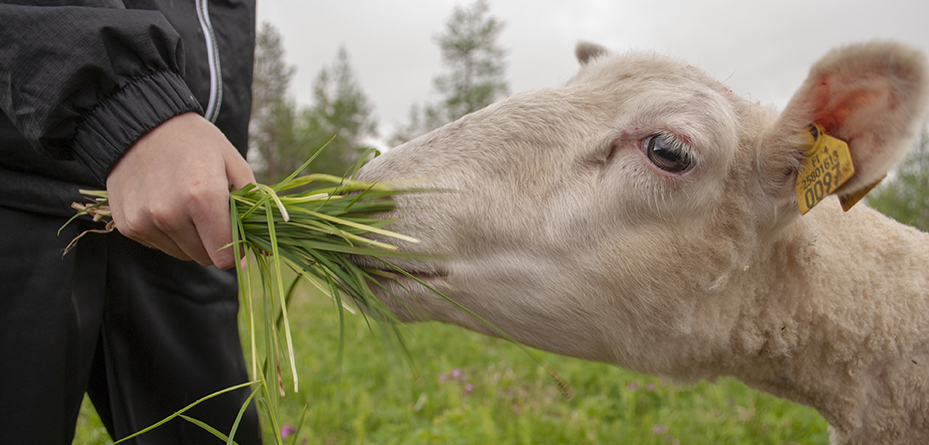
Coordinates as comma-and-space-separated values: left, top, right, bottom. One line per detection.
280, 423, 297, 439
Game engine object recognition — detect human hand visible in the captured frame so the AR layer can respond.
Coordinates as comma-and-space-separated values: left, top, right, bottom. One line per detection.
105, 112, 256, 270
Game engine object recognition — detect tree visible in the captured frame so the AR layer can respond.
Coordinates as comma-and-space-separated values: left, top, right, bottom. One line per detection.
249, 22, 298, 183
434, 0, 508, 122
300, 47, 378, 176
250, 24, 377, 182
391, 0, 508, 144
866, 123, 929, 231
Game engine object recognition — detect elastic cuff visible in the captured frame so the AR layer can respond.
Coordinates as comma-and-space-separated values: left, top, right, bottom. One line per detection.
71, 70, 203, 186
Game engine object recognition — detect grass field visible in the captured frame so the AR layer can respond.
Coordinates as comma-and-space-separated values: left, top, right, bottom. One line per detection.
75, 283, 830, 444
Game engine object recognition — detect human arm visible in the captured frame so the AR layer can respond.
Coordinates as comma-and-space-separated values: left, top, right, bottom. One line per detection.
0, 2, 202, 179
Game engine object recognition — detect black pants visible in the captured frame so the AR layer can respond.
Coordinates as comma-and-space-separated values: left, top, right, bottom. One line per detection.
0, 207, 261, 444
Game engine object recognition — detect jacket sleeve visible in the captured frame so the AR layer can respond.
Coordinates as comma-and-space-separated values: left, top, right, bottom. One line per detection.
0, 1, 203, 185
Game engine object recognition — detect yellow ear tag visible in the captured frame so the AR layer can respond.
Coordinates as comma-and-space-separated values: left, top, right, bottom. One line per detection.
795, 123, 855, 215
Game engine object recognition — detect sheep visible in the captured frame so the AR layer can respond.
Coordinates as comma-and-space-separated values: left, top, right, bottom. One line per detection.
355, 41, 929, 444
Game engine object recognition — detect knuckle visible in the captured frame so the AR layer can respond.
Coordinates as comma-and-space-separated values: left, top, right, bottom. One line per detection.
148, 202, 182, 232
116, 210, 152, 239
183, 180, 225, 213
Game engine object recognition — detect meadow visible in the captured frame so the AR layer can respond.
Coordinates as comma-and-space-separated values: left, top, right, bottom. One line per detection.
74, 279, 830, 445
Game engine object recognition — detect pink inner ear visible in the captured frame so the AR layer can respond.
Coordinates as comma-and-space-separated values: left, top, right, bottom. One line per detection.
811, 74, 892, 135
806, 72, 907, 197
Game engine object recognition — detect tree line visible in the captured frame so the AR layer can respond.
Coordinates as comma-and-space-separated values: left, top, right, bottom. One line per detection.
248, 0, 507, 183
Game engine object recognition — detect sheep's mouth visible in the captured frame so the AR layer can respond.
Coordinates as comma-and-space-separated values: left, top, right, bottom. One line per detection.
371, 267, 449, 284
350, 255, 449, 284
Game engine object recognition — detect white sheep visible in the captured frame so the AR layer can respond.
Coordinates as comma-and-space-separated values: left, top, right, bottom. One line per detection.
356, 41, 929, 444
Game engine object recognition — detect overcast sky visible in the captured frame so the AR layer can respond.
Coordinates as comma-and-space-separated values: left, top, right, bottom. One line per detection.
256, 0, 929, 143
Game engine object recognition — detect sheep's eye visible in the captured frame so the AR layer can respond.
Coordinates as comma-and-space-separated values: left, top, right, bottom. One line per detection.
644, 134, 693, 173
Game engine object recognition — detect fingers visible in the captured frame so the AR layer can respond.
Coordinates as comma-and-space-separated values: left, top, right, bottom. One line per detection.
107, 188, 212, 265
206, 138, 258, 269
188, 176, 237, 269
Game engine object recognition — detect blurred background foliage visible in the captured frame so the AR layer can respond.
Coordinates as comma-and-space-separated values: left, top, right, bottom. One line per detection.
866, 124, 929, 231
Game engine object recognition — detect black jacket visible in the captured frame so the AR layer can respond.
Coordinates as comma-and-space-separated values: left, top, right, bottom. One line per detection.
0, 0, 255, 216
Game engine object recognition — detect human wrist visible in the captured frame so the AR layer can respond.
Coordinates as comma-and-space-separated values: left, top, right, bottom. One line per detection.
72, 70, 202, 186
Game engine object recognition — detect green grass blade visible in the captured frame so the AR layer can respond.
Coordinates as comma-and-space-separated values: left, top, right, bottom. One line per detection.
226, 385, 262, 445
256, 396, 286, 445
258, 184, 290, 222
347, 147, 380, 180
112, 381, 257, 444
272, 135, 337, 192
288, 402, 311, 445
178, 414, 239, 445
230, 195, 260, 379
264, 203, 298, 393
287, 207, 419, 244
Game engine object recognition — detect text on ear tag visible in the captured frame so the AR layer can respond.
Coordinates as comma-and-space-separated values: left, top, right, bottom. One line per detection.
796, 123, 855, 215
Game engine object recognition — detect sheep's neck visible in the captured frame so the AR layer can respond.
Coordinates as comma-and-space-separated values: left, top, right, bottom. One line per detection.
729, 203, 929, 443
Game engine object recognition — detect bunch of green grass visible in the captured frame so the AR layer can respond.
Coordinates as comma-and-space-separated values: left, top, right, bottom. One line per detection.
66, 143, 572, 445
224, 151, 437, 444
65, 145, 430, 445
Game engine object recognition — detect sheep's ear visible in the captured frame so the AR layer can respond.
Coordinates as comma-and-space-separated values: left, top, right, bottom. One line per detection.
757, 41, 928, 212
576, 41, 610, 65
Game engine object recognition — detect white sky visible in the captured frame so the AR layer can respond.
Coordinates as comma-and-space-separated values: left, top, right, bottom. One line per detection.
257, 0, 929, 144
